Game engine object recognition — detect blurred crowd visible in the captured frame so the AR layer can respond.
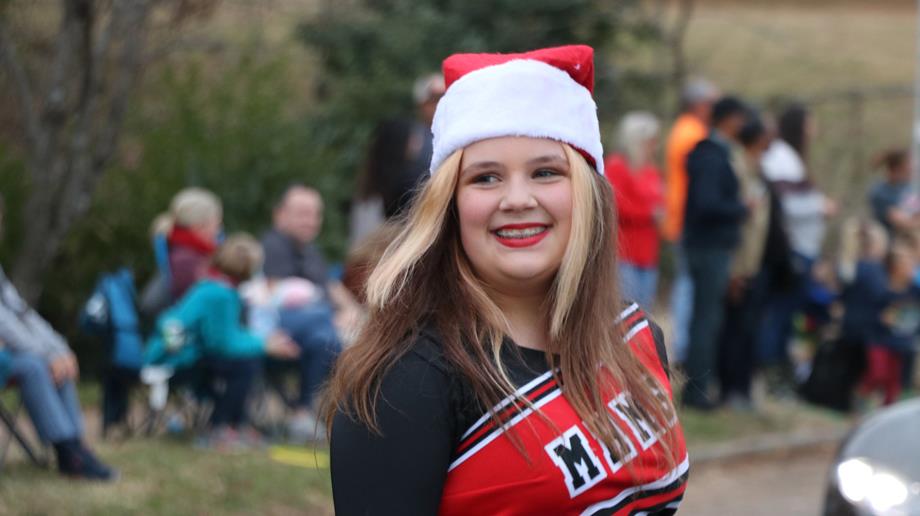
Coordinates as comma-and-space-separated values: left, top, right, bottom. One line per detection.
0, 74, 446, 481
611, 79, 919, 415
1, 70, 917, 482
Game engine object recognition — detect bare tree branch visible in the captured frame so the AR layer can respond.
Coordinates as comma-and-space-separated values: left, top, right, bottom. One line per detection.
93, 1, 115, 65
668, 0, 695, 98
4, 0, 212, 301
0, 23, 42, 157
55, 0, 153, 233
145, 33, 226, 62
44, 0, 80, 124
95, 0, 153, 164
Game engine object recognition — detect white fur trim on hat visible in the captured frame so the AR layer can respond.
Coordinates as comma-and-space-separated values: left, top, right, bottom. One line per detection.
430, 59, 604, 176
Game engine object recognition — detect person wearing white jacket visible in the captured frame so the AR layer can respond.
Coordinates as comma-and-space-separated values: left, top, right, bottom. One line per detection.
758, 104, 836, 379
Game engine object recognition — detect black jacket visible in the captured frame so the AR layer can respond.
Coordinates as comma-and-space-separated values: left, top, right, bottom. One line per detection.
682, 136, 748, 249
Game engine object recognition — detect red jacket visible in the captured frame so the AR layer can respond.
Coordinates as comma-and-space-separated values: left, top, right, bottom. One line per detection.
605, 155, 664, 268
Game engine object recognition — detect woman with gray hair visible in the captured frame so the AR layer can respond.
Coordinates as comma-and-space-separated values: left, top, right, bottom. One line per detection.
604, 111, 664, 310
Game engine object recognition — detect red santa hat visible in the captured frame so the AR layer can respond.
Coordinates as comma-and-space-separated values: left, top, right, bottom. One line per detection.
430, 45, 604, 176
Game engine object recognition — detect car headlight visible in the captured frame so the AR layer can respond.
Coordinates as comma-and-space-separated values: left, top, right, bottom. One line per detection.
836, 457, 920, 515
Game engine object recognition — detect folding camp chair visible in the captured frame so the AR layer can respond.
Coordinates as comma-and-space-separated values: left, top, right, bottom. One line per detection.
247, 366, 300, 435
138, 366, 214, 437
0, 382, 49, 471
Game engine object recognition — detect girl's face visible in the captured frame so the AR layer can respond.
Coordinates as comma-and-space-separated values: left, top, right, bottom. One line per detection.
456, 137, 573, 294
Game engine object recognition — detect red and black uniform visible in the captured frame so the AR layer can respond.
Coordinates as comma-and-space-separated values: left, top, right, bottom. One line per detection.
331, 304, 688, 515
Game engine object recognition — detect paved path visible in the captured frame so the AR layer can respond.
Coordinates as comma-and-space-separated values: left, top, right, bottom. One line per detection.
679, 444, 837, 516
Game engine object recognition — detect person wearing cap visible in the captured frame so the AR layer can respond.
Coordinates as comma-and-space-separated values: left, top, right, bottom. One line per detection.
326, 46, 687, 515
681, 96, 751, 410
350, 74, 447, 247
663, 78, 719, 365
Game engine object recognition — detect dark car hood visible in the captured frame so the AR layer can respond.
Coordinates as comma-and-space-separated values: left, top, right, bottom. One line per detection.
839, 398, 920, 479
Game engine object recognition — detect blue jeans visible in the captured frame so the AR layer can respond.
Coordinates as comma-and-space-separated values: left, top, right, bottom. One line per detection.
684, 247, 733, 404
278, 304, 342, 409
669, 246, 694, 364
757, 252, 814, 366
618, 262, 658, 312
9, 353, 83, 443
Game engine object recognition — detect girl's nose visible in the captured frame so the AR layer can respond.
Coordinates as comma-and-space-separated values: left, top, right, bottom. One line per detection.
498, 173, 538, 212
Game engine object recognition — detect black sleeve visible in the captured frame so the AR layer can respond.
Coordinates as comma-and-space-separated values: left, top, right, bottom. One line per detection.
330, 348, 455, 516
649, 320, 670, 379
261, 233, 296, 279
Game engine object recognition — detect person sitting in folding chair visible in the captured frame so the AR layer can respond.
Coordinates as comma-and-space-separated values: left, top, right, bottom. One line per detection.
145, 234, 300, 450
0, 346, 46, 470
0, 196, 116, 481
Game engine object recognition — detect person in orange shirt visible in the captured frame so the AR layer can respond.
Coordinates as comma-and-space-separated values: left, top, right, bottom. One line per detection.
664, 79, 718, 364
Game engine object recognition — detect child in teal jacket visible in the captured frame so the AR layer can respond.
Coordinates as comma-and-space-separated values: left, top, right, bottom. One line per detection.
145, 279, 275, 368
145, 234, 298, 445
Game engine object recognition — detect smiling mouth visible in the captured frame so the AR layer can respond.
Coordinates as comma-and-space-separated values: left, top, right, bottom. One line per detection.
494, 226, 547, 238
492, 224, 550, 248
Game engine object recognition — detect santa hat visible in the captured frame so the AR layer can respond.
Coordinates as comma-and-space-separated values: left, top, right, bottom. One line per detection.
430, 45, 604, 176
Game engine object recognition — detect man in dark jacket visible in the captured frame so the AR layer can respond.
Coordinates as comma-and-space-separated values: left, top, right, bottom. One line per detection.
681, 96, 750, 410
261, 185, 361, 441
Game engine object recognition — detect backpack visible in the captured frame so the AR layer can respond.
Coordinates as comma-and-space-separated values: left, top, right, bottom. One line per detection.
80, 268, 145, 371
799, 338, 866, 413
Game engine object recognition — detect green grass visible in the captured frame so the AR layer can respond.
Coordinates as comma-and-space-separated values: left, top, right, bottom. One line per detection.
0, 439, 333, 516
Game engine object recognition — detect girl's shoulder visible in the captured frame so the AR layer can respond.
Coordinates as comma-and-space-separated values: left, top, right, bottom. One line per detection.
384, 323, 454, 379
619, 302, 669, 376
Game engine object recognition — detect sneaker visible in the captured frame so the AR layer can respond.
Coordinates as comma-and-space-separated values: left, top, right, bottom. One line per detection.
58, 443, 118, 481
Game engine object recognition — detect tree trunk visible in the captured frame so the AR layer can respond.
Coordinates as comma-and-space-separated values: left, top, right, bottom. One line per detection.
668, 0, 695, 114
0, 0, 154, 303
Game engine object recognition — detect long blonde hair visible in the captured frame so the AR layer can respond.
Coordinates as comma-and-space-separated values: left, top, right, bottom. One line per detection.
325, 144, 680, 468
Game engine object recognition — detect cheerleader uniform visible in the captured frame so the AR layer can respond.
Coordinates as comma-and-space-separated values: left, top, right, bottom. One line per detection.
331, 303, 689, 515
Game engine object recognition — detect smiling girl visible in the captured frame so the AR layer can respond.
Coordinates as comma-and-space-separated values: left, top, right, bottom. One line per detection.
326, 46, 688, 515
